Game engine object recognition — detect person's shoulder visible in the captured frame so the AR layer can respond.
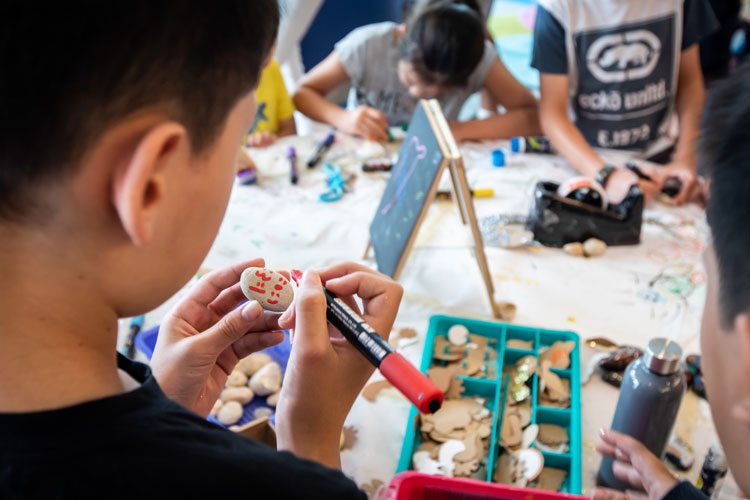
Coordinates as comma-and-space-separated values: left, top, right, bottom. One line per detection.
338, 21, 398, 50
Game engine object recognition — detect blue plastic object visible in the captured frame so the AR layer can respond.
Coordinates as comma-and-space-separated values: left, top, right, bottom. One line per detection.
510, 137, 521, 153
237, 168, 257, 185
319, 162, 353, 202
396, 315, 582, 494
492, 149, 506, 167
134, 325, 291, 428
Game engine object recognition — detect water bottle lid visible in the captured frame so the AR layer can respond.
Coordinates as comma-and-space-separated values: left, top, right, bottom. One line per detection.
510, 137, 522, 153
643, 338, 682, 375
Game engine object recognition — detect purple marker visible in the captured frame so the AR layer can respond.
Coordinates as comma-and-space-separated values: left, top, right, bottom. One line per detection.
307, 131, 335, 168
287, 146, 298, 184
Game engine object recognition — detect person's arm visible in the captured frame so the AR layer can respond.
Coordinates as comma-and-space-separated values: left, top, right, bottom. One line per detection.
539, 73, 660, 204
275, 264, 403, 469
293, 51, 388, 141
277, 116, 296, 138
449, 59, 541, 141
661, 45, 705, 204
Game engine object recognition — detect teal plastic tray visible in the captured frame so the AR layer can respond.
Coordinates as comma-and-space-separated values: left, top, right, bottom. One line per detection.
396, 315, 582, 494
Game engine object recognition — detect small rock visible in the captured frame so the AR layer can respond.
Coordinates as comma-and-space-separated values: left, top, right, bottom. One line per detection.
266, 390, 281, 407
226, 370, 248, 387
217, 400, 244, 425
563, 242, 584, 257
253, 407, 273, 420
221, 387, 254, 405
237, 352, 274, 377
240, 267, 294, 312
583, 238, 607, 257
249, 362, 282, 396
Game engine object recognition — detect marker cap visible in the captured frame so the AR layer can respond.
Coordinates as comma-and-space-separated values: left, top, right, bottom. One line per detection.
379, 352, 444, 413
492, 149, 505, 167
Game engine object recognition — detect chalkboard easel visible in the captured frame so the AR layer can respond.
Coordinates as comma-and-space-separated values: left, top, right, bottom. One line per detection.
366, 99, 500, 319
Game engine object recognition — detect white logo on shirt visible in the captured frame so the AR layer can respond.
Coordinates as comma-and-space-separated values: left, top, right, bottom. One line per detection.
586, 29, 662, 83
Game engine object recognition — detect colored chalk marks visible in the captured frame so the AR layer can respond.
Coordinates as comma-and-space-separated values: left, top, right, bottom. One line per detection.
369, 101, 446, 277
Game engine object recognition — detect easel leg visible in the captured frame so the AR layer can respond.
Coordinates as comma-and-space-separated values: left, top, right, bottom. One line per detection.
448, 163, 468, 225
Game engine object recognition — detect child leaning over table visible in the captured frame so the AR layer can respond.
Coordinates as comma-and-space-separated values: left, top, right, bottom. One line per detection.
532, 0, 719, 206
293, 0, 541, 144
0, 2, 400, 499
594, 65, 750, 500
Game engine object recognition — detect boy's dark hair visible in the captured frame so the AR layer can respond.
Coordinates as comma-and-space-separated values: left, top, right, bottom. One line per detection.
0, 1, 279, 222
702, 63, 750, 327
399, 0, 485, 87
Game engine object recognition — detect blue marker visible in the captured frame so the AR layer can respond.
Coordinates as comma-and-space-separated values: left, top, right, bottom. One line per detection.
307, 131, 335, 168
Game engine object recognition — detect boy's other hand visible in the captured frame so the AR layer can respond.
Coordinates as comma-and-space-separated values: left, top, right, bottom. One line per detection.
274, 264, 403, 468
150, 259, 285, 417
606, 168, 660, 205
660, 161, 700, 205
341, 106, 389, 142
594, 429, 678, 500
247, 131, 277, 148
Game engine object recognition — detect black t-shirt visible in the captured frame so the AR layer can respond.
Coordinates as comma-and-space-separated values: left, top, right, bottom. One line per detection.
0, 354, 367, 500
663, 481, 709, 500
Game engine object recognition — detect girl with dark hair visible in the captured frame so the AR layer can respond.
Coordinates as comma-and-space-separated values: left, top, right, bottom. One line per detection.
293, 0, 540, 142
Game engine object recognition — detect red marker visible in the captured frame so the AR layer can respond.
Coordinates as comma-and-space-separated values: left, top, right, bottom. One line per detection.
291, 270, 443, 413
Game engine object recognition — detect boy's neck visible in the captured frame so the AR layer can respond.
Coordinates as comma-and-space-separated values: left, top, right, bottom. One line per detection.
0, 227, 126, 413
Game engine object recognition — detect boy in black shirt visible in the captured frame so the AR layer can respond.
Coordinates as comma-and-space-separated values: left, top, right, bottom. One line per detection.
0, 2, 402, 498
594, 66, 750, 500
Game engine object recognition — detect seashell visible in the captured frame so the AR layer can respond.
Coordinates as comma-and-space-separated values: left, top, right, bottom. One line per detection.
240, 267, 294, 312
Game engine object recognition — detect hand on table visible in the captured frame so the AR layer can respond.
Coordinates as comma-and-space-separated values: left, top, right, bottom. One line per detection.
341, 106, 389, 142
150, 259, 285, 417
659, 160, 700, 205
237, 148, 258, 174
594, 429, 678, 500
605, 167, 660, 205
247, 131, 277, 148
274, 263, 403, 469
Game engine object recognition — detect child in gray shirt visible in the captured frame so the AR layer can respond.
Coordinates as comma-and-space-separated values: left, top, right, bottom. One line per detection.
294, 0, 540, 143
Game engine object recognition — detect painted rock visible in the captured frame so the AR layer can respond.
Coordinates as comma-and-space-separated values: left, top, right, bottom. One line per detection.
240, 267, 294, 312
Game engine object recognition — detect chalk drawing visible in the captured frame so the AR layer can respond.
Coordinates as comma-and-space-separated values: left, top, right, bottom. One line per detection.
380, 136, 427, 215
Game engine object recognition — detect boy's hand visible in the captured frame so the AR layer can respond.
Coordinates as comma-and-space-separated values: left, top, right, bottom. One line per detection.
150, 259, 285, 417
605, 167, 660, 205
660, 161, 700, 205
274, 264, 403, 469
341, 106, 389, 142
247, 131, 277, 148
594, 429, 678, 500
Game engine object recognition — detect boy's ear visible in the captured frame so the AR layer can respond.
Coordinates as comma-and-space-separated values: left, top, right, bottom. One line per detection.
732, 313, 750, 425
111, 122, 187, 246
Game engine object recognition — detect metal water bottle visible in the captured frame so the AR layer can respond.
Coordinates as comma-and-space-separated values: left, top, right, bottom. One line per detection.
599, 338, 685, 490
